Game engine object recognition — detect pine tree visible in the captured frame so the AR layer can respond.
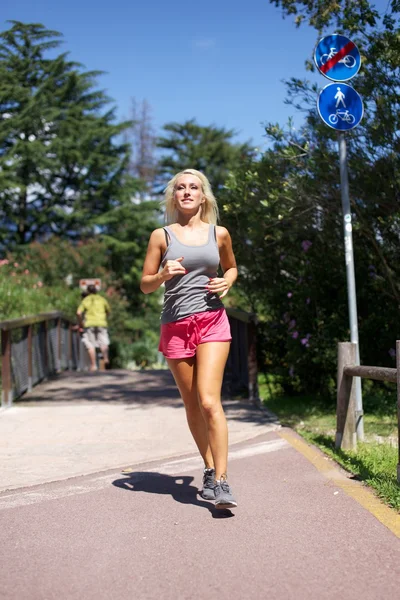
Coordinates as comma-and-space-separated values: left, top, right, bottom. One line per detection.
0, 21, 133, 248
157, 119, 254, 192
128, 98, 157, 199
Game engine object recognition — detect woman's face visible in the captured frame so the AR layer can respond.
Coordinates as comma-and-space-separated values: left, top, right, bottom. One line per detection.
174, 174, 204, 214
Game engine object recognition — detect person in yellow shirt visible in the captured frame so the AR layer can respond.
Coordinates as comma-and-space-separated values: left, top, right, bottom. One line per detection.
77, 285, 111, 371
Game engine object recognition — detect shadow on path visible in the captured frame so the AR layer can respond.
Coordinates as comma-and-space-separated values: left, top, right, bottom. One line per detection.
112, 472, 234, 519
16, 370, 181, 408
16, 369, 279, 429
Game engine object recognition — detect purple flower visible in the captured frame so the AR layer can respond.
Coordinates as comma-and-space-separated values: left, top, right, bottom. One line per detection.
280, 254, 285, 261
288, 319, 296, 330
388, 348, 396, 359
287, 292, 293, 298
306, 297, 311, 304
292, 331, 299, 339
301, 338, 309, 347
301, 240, 312, 252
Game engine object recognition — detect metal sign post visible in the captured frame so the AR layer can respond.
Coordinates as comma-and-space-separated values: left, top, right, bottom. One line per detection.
338, 133, 364, 439
315, 35, 364, 440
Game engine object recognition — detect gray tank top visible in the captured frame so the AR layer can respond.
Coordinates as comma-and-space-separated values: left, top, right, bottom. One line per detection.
160, 224, 224, 324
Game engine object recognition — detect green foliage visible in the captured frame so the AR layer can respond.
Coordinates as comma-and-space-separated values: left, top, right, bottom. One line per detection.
219, 2, 400, 395
0, 234, 165, 367
269, 0, 379, 32
130, 340, 159, 368
304, 433, 400, 511
97, 198, 162, 314
0, 21, 161, 367
157, 119, 255, 191
0, 257, 80, 320
0, 21, 134, 248
260, 379, 399, 509
0, 238, 139, 367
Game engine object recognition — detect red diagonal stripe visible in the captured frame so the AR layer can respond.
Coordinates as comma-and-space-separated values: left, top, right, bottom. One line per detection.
320, 41, 355, 74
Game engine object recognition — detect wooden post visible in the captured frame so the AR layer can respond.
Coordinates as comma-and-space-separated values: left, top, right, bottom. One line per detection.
1, 329, 12, 407
43, 320, 48, 378
247, 318, 260, 406
27, 325, 33, 392
396, 340, 400, 484
76, 327, 81, 370
57, 317, 61, 372
336, 342, 357, 450
68, 324, 73, 370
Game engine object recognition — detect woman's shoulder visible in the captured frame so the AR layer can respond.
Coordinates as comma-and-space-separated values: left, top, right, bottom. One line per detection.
149, 227, 167, 241
215, 225, 230, 240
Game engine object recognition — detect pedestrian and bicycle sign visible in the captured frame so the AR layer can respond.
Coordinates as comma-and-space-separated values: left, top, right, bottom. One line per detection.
315, 34, 363, 131
317, 83, 363, 131
314, 34, 361, 82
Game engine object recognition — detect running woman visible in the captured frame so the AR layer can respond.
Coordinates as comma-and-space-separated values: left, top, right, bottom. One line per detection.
140, 168, 238, 509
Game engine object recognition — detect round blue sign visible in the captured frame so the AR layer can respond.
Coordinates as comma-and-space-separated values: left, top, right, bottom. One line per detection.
317, 83, 363, 131
314, 34, 361, 82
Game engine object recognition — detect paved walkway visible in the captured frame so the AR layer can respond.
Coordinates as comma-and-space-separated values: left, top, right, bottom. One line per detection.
0, 369, 279, 491
0, 370, 399, 599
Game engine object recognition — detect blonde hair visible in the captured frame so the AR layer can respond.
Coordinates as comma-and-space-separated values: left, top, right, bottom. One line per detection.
163, 168, 219, 224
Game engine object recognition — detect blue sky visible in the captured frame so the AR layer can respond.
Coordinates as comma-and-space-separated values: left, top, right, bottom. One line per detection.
2, 0, 387, 150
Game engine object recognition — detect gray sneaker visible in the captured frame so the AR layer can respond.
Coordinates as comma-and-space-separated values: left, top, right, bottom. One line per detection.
200, 468, 216, 500
214, 478, 237, 509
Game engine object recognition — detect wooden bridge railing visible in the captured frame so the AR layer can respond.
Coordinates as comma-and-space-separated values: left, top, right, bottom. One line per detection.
1, 308, 260, 408
225, 308, 260, 405
0, 311, 89, 407
336, 341, 400, 483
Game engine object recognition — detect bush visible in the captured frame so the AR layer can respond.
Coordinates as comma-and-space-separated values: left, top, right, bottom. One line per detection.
0, 238, 157, 369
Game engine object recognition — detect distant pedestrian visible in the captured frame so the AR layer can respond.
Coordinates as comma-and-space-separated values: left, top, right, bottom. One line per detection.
77, 285, 111, 372
140, 168, 238, 510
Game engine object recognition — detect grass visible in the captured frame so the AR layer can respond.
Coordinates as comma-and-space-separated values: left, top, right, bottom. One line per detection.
259, 374, 400, 511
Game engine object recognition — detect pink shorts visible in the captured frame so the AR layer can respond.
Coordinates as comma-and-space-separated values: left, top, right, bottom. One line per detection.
159, 309, 232, 359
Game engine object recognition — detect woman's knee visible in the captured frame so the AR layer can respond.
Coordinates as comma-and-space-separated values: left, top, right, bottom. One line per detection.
199, 396, 223, 420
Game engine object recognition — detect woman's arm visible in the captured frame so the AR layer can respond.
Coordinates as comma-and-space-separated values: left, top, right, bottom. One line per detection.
206, 226, 238, 298
140, 229, 186, 294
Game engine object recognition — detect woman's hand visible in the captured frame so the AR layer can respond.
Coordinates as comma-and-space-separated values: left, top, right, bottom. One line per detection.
206, 277, 230, 298
161, 257, 186, 281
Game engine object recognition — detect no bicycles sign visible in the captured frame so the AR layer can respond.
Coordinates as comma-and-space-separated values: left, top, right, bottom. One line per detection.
314, 34, 361, 82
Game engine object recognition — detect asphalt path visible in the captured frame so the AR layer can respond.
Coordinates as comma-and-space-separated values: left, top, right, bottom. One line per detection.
0, 370, 279, 491
1, 428, 399, 600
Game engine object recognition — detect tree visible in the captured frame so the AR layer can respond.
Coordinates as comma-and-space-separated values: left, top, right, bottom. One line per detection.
127, 98, 157, 199
269, 0, 379, 31
95, 193, 162, 358
218, 2, 400, 394
157, 119, 254, 192
0, 21, 133, 248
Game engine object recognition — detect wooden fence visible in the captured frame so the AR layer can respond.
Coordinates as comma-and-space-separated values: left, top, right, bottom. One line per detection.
1, 308, 260, 407
225, 308, 260, 405
0, 311, 89, 407
336, 341, 400, 483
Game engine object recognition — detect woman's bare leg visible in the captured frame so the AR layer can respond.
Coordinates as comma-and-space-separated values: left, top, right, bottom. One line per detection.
167, 357, 214, 469
195, 342, 230, 480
